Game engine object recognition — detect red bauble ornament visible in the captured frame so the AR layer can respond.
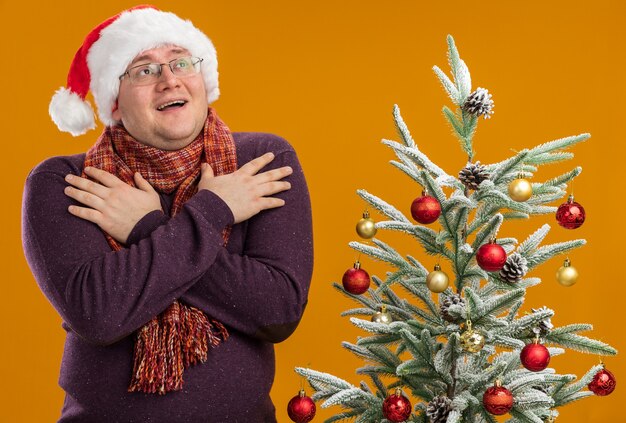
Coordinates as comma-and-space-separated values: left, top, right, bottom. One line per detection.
588, 367, 617, 396
410, 192, 441, 224
476, 239, 507, 272
483, 381, 514, 415
556, 195, 586, 229
287, 390, 316, 423
520, 341, 550, 372
342, 261, 370, 295
382, 389, 412, 422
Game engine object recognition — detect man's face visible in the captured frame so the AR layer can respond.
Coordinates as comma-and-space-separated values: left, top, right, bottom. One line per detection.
112, 45, 208, 151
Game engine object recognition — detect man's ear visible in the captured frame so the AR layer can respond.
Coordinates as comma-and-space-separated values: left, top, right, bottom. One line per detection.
111, 100, 121, 121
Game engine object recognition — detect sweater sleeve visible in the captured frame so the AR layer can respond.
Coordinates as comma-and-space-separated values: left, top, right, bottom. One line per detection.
180, 146, 314, 343
21, 158, 235, 346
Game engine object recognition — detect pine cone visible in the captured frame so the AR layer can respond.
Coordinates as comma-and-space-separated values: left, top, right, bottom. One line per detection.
531, 306, 554, 337
426, 395, 452, 423
459, 161, 489, 190
462, 87, 494, 119
499, 253, 528, 283
440, 294, 465, 323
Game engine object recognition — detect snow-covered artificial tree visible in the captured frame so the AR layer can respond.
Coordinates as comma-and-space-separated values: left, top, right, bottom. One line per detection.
294, 35, 617, 423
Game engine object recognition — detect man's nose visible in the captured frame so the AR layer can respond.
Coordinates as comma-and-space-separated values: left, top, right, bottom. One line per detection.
156, 65, 180, 89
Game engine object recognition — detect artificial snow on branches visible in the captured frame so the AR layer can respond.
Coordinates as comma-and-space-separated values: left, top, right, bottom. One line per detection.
297, 35, 617, 423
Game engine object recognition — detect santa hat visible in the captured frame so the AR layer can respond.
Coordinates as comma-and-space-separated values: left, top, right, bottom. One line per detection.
49, 5, 219, 136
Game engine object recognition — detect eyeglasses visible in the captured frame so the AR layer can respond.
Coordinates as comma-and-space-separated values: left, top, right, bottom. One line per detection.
119, 56, 204, 86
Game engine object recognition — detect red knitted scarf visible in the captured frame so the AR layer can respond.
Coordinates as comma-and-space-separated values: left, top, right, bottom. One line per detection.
83, 108, 236, 394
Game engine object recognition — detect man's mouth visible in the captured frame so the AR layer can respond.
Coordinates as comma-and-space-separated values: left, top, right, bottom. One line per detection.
156, 100, 187, 111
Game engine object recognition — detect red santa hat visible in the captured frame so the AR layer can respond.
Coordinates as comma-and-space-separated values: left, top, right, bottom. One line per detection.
49, 5, 219, 136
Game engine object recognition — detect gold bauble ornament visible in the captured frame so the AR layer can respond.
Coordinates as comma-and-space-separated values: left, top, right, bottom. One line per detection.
372, 305, 393, 324
556, 258, 578, 287
508, 178, 533, 202
544, 414, 557, 423
460, 321, 486, 353
356, 210, 377, 239
426, 264, 449, 293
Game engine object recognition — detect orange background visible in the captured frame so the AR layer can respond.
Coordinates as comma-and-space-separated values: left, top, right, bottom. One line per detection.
1, 1, 624, 421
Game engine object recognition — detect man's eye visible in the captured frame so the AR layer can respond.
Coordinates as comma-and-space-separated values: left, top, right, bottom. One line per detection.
132, 66, 155, 78
174, 59, 191, 70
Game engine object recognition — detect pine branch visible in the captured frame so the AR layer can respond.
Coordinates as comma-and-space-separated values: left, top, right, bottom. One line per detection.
389, 160, 424, 190
528, 184, 563, 196
469, 213, 504, 258
526, 191, 567, 206
526, 239, 586, 269
295, 367, 354, 390
341, 307, 375, 317
509, 408, 544, 423
348, 239, 407, 268
333, 283, 379, 309
324, 409, 364, 423
446, 35, 472, 102
502, 211, 530, 220
400, 279, 440, 317
473, 183, 533, 213
342, 342, 379, 361
442, 106, 472, 156
323, 388, 371, 408
549, 323, 593, 336
487, 150, 530, 185
433, 68, 461, 105
505, 307, 554, 338
357, 334, 402, 346
517, 224, 551, 256
530, 151, 574, 165
356, 191, 410, 223
541, 166, 582, 188
491, 334, 526, 349
476, 289, 526, 323
393, 104, 417, 148
557, 364, 603, 398
545, 332, 618, 355
350, 317, 397, 335
435, 333, 460, 386
555, 391, 594, 407
507, 374, 549, 393
405, 302, 445, 328
376, 221, 442, 256
528, 133, 590, 156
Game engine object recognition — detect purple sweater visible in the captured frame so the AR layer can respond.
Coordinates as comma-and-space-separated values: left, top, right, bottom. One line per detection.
22, 132, 313, 422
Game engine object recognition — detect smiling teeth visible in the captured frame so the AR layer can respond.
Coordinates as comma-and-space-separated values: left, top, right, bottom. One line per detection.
157, 100, 186, 111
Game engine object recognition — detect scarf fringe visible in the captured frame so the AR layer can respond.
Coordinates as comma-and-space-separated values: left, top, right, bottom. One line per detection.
128, 301, 228, 395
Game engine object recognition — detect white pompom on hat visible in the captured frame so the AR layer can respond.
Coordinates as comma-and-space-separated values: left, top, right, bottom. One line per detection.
49, 5, 219, 136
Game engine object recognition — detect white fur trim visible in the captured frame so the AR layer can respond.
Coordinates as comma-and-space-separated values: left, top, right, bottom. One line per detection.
87, 8, 218, 127
49, 87, 96, 136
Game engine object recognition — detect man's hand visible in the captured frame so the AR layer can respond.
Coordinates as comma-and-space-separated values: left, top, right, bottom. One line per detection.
199, 152, 292, 224
64, 167, 162, 244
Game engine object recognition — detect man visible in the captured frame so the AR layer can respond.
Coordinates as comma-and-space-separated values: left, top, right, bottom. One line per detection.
22, 6, 313, 422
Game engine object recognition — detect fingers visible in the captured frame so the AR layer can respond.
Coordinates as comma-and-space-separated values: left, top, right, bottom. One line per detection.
238, 152, 275, 175
257, 181, 292, 197
83, 166, 125, 188
254, 166, 293, 184
134, 172, 155, 192
64, 185, 106, 210
257, 197, 286, 210
65, 173, 108, 198
67, 204, 103, 225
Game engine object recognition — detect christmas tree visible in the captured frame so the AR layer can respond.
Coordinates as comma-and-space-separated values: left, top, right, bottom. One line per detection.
294, 36, 617, 423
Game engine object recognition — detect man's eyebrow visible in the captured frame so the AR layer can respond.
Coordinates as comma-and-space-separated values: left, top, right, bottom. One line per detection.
130, 48, 188, 65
